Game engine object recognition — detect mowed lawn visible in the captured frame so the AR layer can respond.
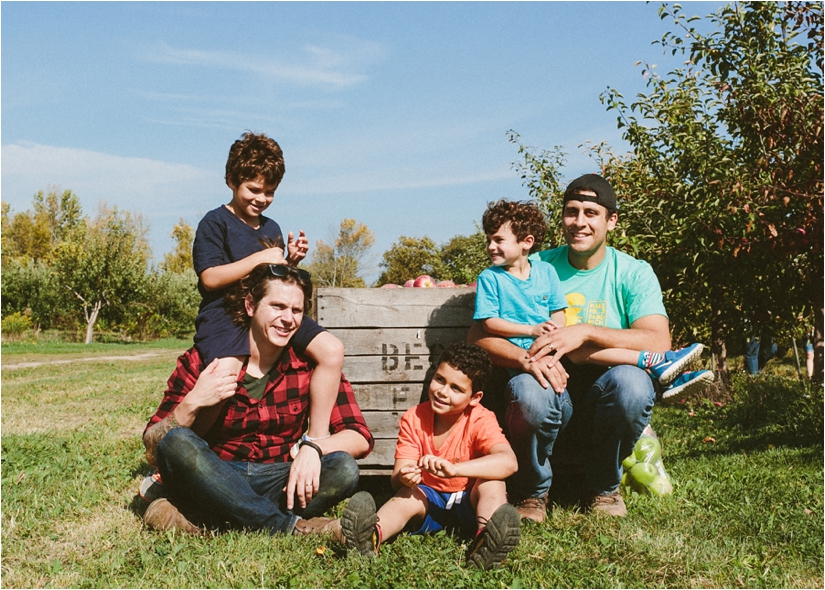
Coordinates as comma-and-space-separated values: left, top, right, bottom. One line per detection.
1, 340, 822, 588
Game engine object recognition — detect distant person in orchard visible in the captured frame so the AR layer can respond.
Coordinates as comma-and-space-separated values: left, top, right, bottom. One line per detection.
469, 174, 713, 520
142, 264, 373, 535
329, 343, 521, 571
141, 132, 346, 500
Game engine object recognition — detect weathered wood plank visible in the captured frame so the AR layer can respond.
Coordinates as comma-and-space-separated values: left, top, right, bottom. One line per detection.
351, 383, 424, 411
329, 327, 469, 357
361, 410, 407, 439
357, 438, 396, 467
343, 355, 431, 382
316, 287, 476, 328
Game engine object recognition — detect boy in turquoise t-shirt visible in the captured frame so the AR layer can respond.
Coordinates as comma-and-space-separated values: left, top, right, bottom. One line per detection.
474, 199, 709, 397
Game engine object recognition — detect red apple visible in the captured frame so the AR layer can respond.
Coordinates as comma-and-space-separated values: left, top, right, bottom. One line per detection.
413, 275, 435, 288
380, 283, 400, 288
403, 279, 414, 288
467, 281, 477, 287
436, 280, 456, 288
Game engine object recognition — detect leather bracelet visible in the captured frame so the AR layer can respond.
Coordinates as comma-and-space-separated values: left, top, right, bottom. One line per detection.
299, 440, 324, 459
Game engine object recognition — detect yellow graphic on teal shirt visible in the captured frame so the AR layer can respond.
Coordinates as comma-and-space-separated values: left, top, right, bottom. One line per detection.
565, 293, 607, 326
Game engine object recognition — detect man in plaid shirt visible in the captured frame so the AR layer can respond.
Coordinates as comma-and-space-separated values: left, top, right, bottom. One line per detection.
142, 264, 373, 535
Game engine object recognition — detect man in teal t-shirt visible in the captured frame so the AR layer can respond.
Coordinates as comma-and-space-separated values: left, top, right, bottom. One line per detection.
470, 174, 672, 520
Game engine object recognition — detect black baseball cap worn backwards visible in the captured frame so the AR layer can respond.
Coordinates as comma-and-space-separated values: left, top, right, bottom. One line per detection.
563, 173, 619, 211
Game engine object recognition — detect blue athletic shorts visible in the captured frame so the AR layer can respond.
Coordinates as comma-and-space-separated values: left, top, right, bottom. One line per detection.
806, 341, 814, 353
409, 484, 477, 537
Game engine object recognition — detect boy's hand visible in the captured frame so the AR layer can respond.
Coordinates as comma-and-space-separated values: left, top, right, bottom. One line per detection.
256, 246, 288, 265
286, 231, 308, 265
186, 358, 238, 409
397, 464, 423, 488
419, 455, 459, 478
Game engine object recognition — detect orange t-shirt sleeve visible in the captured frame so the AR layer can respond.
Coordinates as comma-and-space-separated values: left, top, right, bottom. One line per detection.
395, 406, 424, 460
470, 407, 510, 457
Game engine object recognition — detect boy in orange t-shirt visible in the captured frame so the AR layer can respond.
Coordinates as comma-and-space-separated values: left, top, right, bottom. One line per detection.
332, 343, 521, 570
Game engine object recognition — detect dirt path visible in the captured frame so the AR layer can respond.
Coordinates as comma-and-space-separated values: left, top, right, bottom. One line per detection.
2, 350, 181, 370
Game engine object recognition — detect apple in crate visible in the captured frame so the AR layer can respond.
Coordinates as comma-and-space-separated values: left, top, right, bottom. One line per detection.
436, 280, 456, 288
413, 275, 435, 288
380, 283, 400, 288
403, 279, 414, 287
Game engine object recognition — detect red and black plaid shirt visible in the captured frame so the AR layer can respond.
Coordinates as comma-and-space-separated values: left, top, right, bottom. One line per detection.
145, 346, 373, 463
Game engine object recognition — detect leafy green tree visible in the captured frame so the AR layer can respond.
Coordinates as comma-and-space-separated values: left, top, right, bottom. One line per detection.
376, 236, 446, 286
440, 230, 488, 285
307, 218, 375, 288
508, 3, 822, 384
596, 1, 823, 383
162, 219, 195, 274
54, 204, 151, 343
1, 190, 84, 264
124, 268, 199, 339
0, 258, 70, 332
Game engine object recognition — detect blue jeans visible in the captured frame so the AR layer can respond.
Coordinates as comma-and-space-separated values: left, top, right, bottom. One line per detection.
505, 365, 654, 498
156, 427, 360, 534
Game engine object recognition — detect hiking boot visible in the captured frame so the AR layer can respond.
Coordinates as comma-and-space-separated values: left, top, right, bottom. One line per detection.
589, 491, 627, 517
139, 470, 165, 503
466, 504, 521, 570
294, 516, 338, 536
514, 495, 547, 523
660, 370, 715, 401
340, 491, 379, 557
648, 344, 704, 385
143, 498, 203, 534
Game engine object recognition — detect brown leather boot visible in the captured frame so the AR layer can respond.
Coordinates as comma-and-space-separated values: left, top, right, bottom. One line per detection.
514, 495, 547, 523
143, 498, 204, 535
589, 491, 627, 517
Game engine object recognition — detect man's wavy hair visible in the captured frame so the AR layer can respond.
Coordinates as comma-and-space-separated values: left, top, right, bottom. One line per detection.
224, 263, 313, 328
225, 131, 286, 188
481, 199, 547, 253
437, 343, 493, 394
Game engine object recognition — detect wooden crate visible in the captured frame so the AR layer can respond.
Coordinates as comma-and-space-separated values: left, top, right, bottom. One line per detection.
315, 287, 476, 473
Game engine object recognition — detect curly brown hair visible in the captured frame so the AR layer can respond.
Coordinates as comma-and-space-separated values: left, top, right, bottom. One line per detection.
436, 343, 493, 394
224, 264, 313, 328
481, 199, 547, 253
225, 131, 285, 188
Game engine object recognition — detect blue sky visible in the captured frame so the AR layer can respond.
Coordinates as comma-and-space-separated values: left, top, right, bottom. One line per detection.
2, 1, 724, 283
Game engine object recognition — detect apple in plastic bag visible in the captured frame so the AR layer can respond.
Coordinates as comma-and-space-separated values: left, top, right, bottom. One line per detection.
634, 435, 661, 463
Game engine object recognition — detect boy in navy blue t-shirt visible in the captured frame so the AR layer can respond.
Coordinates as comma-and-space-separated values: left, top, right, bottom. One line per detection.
141, 133, 345, 506
189, 132, 345, 445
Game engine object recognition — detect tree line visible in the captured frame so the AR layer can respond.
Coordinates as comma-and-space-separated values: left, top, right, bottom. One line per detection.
2, 3, 820, 382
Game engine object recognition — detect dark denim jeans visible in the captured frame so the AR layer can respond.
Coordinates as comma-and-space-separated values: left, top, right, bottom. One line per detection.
505, 365, 654, 499
157, 427, 359, 534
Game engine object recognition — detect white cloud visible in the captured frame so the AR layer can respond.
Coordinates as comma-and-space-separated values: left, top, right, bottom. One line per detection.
143, 37, 385, 90
1, 142, 218, 257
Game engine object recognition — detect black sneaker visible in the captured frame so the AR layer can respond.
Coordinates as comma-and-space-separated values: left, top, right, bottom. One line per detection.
466, 504, 521, 569
341, 491, 379, 557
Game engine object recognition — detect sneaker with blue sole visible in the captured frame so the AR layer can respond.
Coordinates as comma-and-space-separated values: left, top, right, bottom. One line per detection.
660, 369, 715, 400
648, 343, 705, 385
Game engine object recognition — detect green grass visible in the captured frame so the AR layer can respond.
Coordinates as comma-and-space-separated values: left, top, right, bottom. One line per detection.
1, 349, 822, 588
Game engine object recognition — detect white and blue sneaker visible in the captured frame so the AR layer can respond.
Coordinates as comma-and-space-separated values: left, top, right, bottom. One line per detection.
648, 343, 705, 385
660, 370, 715, 401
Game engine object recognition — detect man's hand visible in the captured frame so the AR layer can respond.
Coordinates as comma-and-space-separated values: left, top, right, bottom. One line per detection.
285, 444, 322, 510
397, 464, 423, 488
528, 324, 589, 366
286, 231, 308, 265
521, 355, 568, 393
419, 455, 459, 478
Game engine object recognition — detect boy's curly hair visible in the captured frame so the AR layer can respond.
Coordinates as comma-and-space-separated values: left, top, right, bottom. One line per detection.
481, 199, 547, 253
225, 131, 286, 188
437, 343, 493, 394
